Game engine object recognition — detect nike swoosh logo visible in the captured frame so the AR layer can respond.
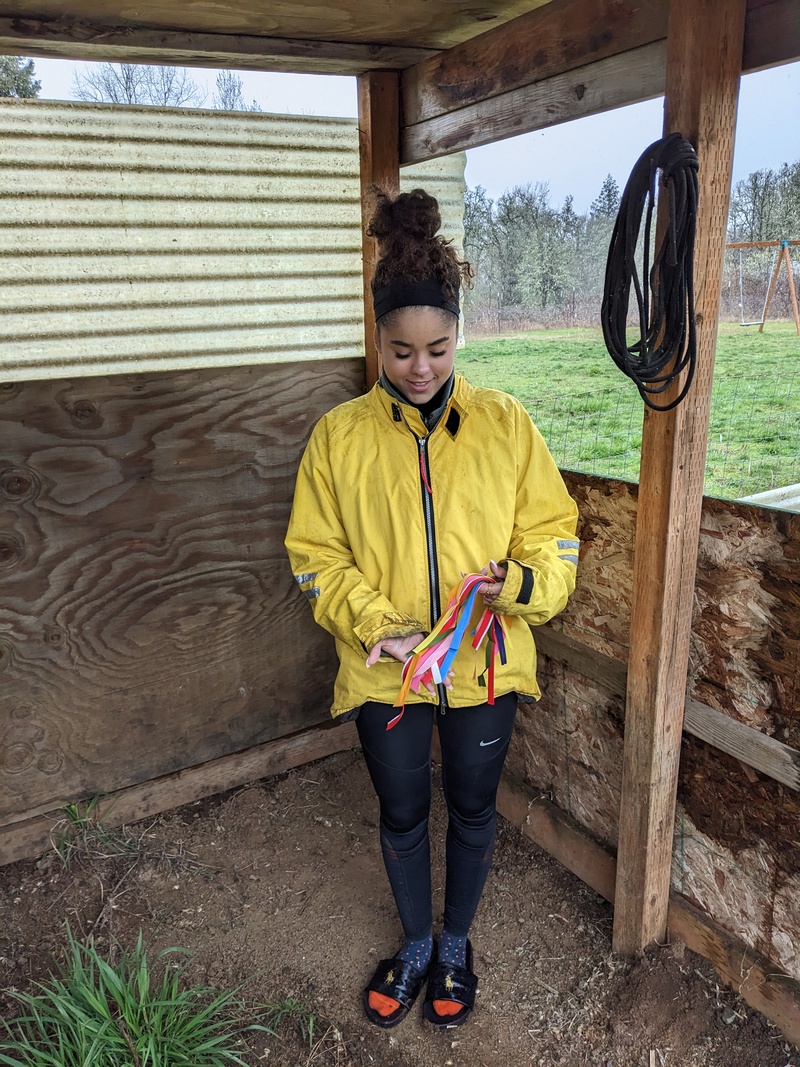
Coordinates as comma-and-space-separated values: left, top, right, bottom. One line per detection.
479, 737, 502, 747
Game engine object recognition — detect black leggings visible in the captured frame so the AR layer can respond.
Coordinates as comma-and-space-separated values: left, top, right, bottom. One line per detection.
356, 694, 517, 939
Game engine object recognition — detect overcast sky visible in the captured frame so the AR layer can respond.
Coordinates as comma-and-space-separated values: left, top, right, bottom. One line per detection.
31, 56, 800, 215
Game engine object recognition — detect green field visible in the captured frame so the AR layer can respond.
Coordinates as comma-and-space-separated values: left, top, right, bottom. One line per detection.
457, 321, 800, 500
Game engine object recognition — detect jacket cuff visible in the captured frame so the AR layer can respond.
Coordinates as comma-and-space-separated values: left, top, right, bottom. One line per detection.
491, 559, 534, 615
354, 612, 427, 652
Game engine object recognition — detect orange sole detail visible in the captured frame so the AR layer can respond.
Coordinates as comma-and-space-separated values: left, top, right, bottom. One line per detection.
367, 991, 401, 1017
431, 999, 463, 1017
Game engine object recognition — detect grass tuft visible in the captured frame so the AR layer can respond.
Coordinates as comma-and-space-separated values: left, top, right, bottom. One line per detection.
51, 798, 142, 870
0, 926, 275, 1067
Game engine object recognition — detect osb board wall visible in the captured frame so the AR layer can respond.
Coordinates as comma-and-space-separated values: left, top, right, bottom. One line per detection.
508, 472, 800, 980
0, 359, 361, 831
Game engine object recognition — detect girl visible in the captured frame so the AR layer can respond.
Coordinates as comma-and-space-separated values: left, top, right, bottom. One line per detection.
285, 187, 578, 1030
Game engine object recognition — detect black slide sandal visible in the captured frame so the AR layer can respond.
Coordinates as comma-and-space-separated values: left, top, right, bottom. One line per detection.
363, 952, 432, 1029
423, 939, 478, 1030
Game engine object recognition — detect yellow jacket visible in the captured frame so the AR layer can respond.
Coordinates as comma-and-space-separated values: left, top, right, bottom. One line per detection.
285, 374, 579, 717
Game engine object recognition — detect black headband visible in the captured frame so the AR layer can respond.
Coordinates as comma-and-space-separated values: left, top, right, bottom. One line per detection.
373, 276, 460, 321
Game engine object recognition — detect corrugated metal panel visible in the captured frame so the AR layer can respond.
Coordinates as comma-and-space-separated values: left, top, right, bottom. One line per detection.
0, 99, 466, 381
738, 483, 800, 513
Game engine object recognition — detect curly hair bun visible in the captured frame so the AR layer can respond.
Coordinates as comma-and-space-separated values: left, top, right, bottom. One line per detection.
366, 185, 473, 300
369, 188, 441, 246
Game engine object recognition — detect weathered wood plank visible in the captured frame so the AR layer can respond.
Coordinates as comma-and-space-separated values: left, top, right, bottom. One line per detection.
535, 625, 627, 698
0, 0, 544, 53
0, 18, 435, 74
684, 698, 800, 791
0, 359, 361, 826
743, 0, 800, 71
402, 41, 666, 164
402, 0, 668, 128
401, 0, 798, 164
498, 771, 618, 902
496, 769, 800, 1047
357, 72, 400, 389
401, 0, 798, 132
668, 895, 800, 1047
534, 626, 800, 791
0, 721, 359, 866
612, 0, 747, 955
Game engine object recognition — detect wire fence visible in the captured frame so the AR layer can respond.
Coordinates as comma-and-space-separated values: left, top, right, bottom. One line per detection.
524, 371, 800, 500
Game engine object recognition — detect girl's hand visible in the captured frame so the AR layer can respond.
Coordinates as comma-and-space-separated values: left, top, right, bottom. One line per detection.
365, 632, 424, 667
479, 559, 507, 607
366, 633, 453, 696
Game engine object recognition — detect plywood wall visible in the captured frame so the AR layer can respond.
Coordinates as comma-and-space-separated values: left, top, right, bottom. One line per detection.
0, 359, 361, 836
512, 472, 800, 981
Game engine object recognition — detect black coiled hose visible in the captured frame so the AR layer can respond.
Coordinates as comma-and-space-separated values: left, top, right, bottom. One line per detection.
601, 132, 700, 411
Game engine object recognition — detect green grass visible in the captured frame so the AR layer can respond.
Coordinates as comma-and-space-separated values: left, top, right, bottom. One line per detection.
51, 798, 142, 870
0, 927, 275, 1067
458, 320, 800, 500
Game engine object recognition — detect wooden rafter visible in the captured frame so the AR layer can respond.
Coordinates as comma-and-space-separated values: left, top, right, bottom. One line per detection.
0, 16, 437, 75
400, 0, 799, 163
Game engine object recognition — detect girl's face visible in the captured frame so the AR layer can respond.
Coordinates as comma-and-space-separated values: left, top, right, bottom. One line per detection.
375, 306, 456, 406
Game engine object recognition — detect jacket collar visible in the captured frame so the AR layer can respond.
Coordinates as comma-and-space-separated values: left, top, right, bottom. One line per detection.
378, 370, 455, 432
370, 372, 469, 440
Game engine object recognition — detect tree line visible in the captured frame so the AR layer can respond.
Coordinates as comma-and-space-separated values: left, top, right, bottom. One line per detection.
464, 162, 800, 329
4, 55, 798, 327
0, 55, 260, 111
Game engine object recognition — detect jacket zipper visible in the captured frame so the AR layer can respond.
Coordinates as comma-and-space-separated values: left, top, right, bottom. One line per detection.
416, 434, 448, 708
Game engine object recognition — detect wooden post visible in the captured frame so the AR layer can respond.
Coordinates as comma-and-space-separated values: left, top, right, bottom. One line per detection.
782, 244, 800, 336
758, 246, 785, 333
612, 0, 747, 954
357, 72, 400, 390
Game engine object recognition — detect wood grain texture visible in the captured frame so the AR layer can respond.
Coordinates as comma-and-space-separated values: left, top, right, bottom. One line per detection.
402, 41, 666, 163
401, 0, 798, 165
497, 769, 618, 902
0, 0, 545, 53
0, 359, 362, 827
684, 698, 800, 791
0, 19, 435, 74
357, 72, 400, 390
743, 0, 800, 71
0, 720, 359, 865
612, 0, 748, 954
402, 0, 669, 127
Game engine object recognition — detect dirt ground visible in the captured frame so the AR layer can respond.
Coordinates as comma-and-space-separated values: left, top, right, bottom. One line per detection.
1, 747, 797, 1067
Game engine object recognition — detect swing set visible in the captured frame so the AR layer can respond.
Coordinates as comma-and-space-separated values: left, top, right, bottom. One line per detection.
727, 237, 800, 333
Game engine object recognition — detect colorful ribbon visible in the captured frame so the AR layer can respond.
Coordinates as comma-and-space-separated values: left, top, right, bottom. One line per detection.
386, 571, 510, 730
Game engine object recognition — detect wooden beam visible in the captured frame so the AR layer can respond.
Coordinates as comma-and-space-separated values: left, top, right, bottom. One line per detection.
357, 72, 400, 390
400, 0, 798, 164
495, 769, 800, 1047
0, 17, 436, 75
497, 772, 618, 902
743, 0, 800, 71
612, 0, 747, 955
684, 698, 800, 791
534, 627, 800, 791
402, 41, 665, 164
0, 721, 359, 867
668, 896, 800, 1046
402, 0, 668, 128
534, 626, 629, 698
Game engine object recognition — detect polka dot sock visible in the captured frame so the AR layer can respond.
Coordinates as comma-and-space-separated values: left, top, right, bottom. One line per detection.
432, 930, 468, 1017
438, 929, 467, 968
397, 932, 433, 972
368, 933, 433, 1018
